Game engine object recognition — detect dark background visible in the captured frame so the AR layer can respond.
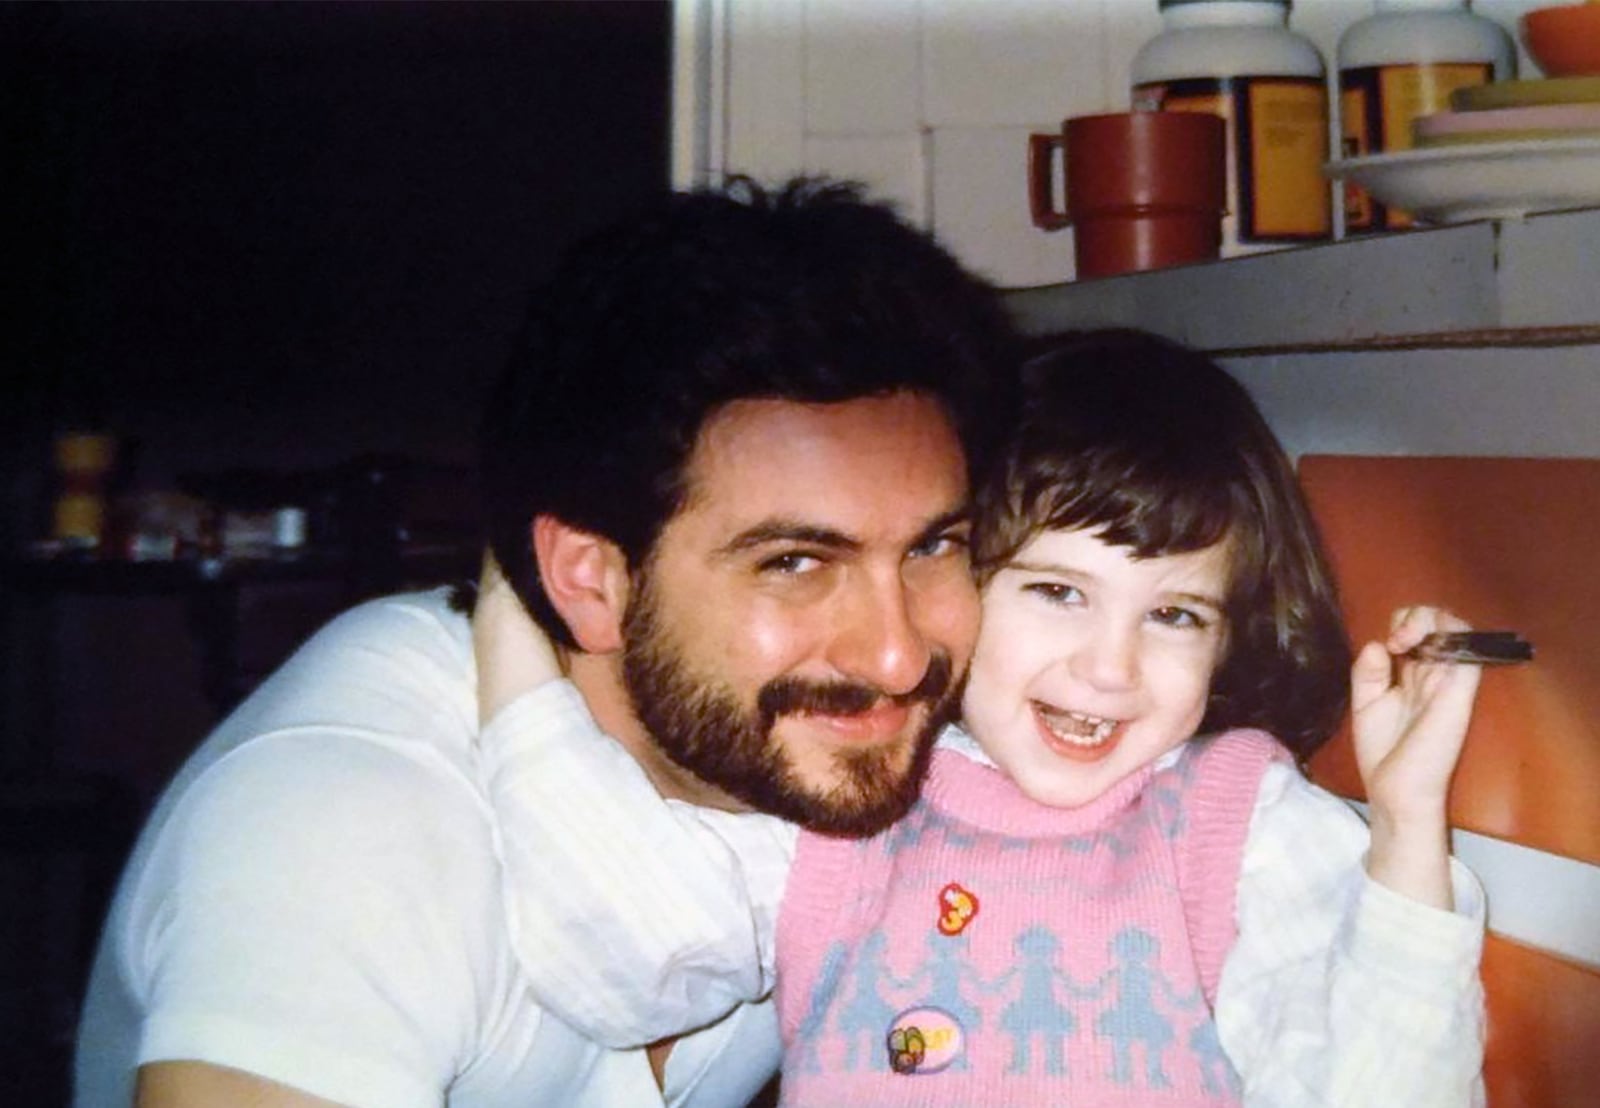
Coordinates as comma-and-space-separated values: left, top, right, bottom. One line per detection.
4, 0, 670, 522
0, 2, 671, 1100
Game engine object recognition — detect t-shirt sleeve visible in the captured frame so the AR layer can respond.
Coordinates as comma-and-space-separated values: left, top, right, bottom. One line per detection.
130, 736, 495, 1108
1216, 761, 1487, 1108
121, 597, 499, 1108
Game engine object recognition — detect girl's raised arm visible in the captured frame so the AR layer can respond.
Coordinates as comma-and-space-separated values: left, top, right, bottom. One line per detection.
1350, 605, 1484, 910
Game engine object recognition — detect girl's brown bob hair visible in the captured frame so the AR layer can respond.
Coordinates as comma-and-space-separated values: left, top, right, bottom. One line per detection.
973, 329, 1352, 760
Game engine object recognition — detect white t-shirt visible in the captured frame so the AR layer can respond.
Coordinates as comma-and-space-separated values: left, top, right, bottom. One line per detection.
73, 589, 780, 1108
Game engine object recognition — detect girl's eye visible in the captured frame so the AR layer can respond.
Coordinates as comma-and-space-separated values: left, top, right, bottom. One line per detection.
1150, 606, 1210, 630
1023, 582, 1083, 606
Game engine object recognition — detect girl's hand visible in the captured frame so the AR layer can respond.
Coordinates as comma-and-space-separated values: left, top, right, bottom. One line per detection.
473, 551, 563, 728
1350, 605, 1483, 909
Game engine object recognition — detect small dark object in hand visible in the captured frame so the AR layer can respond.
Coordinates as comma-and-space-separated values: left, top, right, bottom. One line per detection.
1407, 631, 1534, 666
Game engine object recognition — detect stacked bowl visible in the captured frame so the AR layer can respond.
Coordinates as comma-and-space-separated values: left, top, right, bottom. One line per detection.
1411, 3, 1600, 148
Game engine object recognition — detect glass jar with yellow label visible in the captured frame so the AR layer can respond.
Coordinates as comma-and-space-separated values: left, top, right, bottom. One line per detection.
1338, 0, 1515, 233
1131, 0, 1331, 256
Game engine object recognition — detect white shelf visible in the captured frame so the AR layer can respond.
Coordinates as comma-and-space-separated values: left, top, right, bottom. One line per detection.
1003, 207, 1600, 354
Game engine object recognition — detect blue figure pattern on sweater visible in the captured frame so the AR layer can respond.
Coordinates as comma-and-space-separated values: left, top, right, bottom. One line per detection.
775, 732, 1282, 1106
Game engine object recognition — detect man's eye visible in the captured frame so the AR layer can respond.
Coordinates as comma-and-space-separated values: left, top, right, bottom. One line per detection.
1022, 582, 1083, 606
759, 552, 822, 575
1150, 606, 1209, 630
910, 532, 969, 559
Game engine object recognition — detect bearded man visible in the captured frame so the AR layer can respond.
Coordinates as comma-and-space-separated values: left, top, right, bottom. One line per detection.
75, 178, 1018, 1108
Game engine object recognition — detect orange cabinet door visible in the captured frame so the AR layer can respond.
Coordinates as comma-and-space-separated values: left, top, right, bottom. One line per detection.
1299, 455, 1600, 1108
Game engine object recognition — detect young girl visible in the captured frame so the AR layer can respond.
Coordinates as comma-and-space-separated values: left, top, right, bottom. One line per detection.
772, 330, 1485, 1106
473, 328, 1487, 1106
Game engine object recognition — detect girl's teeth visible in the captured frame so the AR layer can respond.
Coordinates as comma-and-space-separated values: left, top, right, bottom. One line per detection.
1038, 706, 1117, 746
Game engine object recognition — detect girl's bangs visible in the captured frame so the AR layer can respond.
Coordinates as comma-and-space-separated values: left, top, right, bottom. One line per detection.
1029, 455, 1243, 561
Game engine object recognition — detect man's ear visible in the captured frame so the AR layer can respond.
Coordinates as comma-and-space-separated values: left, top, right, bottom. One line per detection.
530, 515, 631, 654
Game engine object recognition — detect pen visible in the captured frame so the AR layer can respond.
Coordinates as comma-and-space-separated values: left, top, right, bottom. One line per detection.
1406, 631, 1534, 666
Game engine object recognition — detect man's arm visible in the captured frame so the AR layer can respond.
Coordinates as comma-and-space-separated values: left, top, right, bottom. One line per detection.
137, 1061, 347, 1108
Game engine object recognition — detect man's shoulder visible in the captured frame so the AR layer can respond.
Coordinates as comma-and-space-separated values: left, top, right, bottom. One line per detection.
140, 588, 491, 895
293, 587, 471, 671
210, 587, 477, 752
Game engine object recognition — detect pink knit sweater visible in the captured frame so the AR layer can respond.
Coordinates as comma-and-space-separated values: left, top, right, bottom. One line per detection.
775, 728, 1284, 1107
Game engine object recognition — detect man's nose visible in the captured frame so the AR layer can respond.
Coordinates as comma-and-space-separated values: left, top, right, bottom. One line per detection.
824, 574, 935, 698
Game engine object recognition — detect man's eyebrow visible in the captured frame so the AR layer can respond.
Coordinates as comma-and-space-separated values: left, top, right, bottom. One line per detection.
717, 521, 862, 557
716, 508, 971, 558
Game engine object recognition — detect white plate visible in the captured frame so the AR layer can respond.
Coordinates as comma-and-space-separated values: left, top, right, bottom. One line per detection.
1325, 137, 1600, 223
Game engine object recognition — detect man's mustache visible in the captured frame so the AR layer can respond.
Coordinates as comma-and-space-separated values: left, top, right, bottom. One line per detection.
756, 653, 955, 719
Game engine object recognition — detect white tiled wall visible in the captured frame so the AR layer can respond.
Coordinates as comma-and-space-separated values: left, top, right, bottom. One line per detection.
680, 0, 1546, 289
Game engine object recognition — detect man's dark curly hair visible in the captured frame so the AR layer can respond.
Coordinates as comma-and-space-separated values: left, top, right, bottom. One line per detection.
974, 329, 1351, 761
480, 176, 1020, 649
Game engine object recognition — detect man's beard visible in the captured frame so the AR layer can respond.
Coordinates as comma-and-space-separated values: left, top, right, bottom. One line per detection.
620, 575, 960, 837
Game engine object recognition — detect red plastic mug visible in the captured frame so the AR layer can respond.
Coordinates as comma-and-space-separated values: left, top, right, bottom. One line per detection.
1028, 111, 1226, 279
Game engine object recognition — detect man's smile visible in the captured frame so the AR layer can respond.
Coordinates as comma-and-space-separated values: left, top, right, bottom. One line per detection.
797, 701, 915, 744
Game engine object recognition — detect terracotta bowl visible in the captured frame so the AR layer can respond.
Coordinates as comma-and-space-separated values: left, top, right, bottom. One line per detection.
1522, 3, 1600, 78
